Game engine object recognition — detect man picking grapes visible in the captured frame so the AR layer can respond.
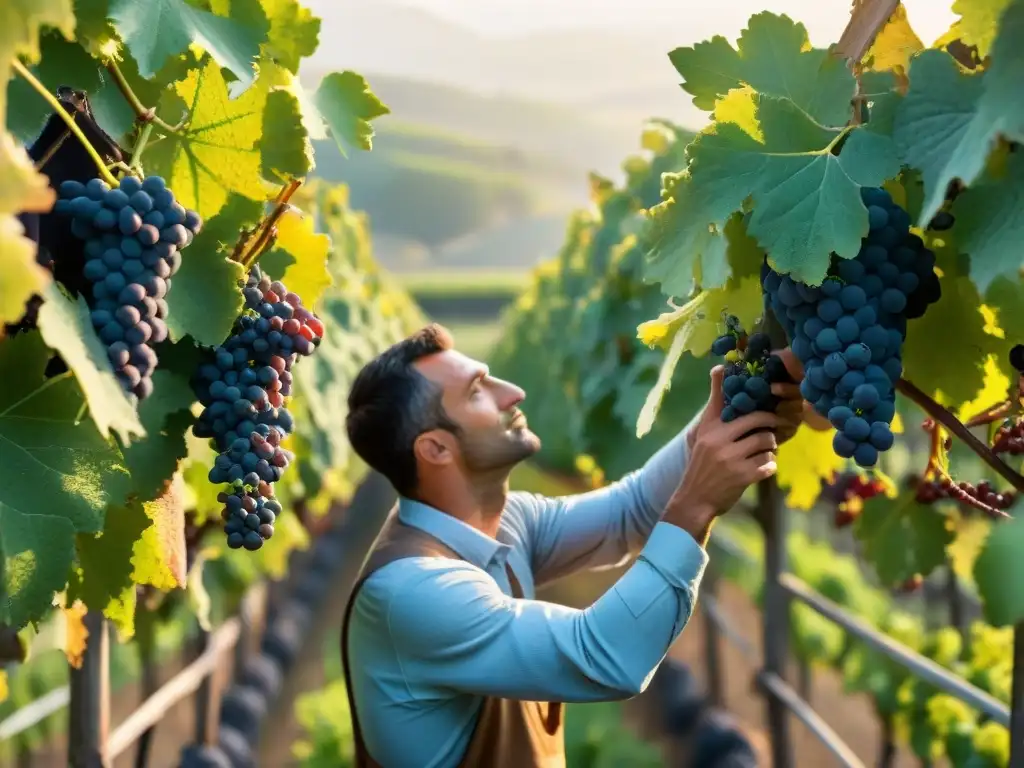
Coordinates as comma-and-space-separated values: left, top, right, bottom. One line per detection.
341, 324, 812, 768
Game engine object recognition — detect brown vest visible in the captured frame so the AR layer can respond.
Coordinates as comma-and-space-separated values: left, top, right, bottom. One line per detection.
341, 510, 566, 768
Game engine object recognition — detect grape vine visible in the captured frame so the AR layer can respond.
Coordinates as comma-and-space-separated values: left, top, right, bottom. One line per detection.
0, 0, 404, 649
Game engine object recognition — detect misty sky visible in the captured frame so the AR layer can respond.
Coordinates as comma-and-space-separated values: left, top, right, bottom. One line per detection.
392, 0, 955, 47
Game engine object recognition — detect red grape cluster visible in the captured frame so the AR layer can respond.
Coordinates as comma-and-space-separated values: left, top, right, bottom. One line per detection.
828, 471, 886, 527
992, 419, 1024, 456
913, 475, 1016, 512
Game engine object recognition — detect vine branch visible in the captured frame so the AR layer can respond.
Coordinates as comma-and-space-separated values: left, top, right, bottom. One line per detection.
12, 59, 118, 187
897, 377, 1024, 494
103, 60, 179, 134
230, 180, 303, 270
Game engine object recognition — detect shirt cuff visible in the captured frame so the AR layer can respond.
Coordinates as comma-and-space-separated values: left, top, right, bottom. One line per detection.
638, 521, 709, 591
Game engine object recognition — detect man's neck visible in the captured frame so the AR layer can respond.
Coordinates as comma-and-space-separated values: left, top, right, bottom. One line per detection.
416, 476, 510, 539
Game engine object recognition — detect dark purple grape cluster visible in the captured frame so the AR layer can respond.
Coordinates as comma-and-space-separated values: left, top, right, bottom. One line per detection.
191, 265, 323, 550
220, 489, 283, 551
711, 318, 793, 422
761, 186, 941, 468
54, 175, 201, 400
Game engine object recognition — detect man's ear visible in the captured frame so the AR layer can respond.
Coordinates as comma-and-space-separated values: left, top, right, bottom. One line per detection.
414, 429, 456, 467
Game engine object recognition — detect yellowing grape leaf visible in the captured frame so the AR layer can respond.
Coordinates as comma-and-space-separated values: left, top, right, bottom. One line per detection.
667, 11, 855, 126
259, 205, 333, 309
956, 356, 1010, 421
0, 0, 75, 121
635, 275, 762, 437
0, 213, 50, 329
776, 424, 844, 510
314, 71, 390, 157
0, 670, 7, 703
260, 0, 320, 73
946, 510, 992, 581
864, 3, 924, 73
946, 0, 1012, 59
131, 473, 187, 589
62, 599, 89, 668
145, 59, 267, 220
903, 275, 1005, 405
37, 283, 145, 445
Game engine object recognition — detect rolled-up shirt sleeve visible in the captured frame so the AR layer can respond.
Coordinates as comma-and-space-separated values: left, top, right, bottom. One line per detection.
378, 522, 708, 703
513, 407, 704, 587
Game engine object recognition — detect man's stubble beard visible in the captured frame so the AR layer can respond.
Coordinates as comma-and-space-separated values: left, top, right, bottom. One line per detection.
459, 427, 541, 475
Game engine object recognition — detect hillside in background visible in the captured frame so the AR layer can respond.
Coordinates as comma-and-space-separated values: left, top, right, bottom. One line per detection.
298, 0, 699, 131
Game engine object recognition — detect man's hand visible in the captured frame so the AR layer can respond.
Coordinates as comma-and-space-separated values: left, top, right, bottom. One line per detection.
773, 347, 831, 437
667, 366, 781, 542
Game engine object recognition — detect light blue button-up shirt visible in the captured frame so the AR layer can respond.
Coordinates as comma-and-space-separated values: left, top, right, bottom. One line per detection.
346, 420, 708, 768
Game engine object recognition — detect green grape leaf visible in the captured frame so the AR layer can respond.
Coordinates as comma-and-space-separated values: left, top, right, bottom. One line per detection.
952, 153, 1024, 292
36, 283, 145, 445
131, 474, 187, 589
973, 503, 1024, 625
634, 275, 762, 437
258, 205, 332, 309
108, 0, 264, 89
1, 506, 76, 628
5, 32, 103, 143
854, 490, 954, 586
0, 333, 132, 627
893, 6, 1024, 229
313, 71, 390, 158
260, 0, 320, 73
67, 501, 150, 636
903, 275, 1005, 404
649, 92, 899, 288
145, 58, 268, 220
121, 369, 196, 502
0, 332, 131, 533
667, 11, 855, 126
164, 194, 259, 347
260, 87, 312, 183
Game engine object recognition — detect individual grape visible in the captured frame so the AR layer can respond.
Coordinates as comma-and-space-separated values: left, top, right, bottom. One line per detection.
869, 422, 894, 451
828, 405, 854, 430
833, 432, 856, 458
711, 334, 736, 355
853, 442, 878, 467
56, 173, 202, 401
844, 416, 870, 442
851, 384, 880, 412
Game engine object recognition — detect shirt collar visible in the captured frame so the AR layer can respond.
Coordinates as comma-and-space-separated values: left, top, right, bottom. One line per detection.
397, 497, 510, 569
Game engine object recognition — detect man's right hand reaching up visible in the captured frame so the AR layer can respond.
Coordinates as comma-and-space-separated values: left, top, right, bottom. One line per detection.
663, 365, 781, 545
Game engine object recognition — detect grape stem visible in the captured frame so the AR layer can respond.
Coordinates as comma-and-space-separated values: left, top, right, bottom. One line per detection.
897, 377, 1024, 494
103, 60, 179, 134
11, 59, 119, 187
234, 180, 303, 269
129, 123, 154, 174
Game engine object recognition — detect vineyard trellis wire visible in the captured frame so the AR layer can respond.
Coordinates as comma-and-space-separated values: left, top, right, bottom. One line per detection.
700, 476, 1024, 768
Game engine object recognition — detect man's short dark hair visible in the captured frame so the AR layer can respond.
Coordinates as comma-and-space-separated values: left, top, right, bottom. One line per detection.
346, 324, 460, 497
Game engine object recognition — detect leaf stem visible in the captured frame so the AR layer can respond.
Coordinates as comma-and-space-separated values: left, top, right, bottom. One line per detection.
103, 60, 178, 133
12, 59, 118, 187
897, 377, 1024, 494
129, 123, 154, 173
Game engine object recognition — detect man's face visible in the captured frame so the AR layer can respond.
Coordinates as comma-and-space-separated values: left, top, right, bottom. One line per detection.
414, 349, 540, 472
